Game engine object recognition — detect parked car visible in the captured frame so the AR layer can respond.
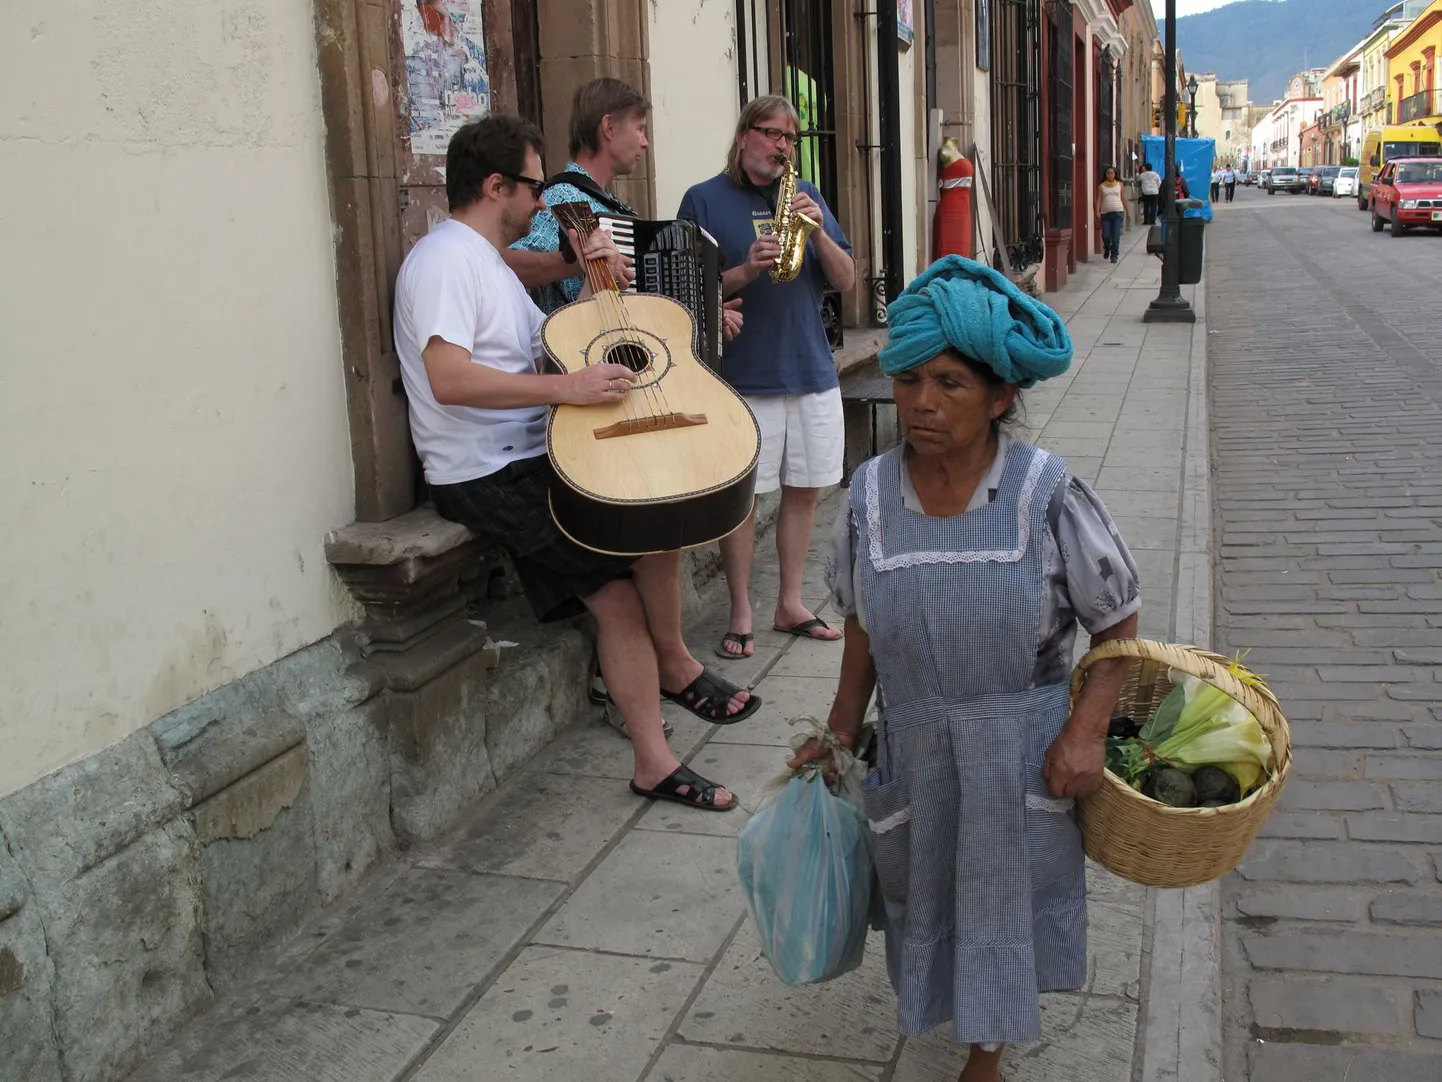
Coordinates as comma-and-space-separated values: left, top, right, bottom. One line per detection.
1258, 169, 1271, 189
1266, 167, 1304, 194
1314, 165, 1341, 195
1369, 157, 1442, 236
1359, 125, 1442, 209
1333, 166, 1360, 199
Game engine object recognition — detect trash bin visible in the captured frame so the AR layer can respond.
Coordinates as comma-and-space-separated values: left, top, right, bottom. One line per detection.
1178, 216, 1206, 285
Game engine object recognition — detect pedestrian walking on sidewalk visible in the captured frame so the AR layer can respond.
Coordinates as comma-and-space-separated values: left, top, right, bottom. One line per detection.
1223, 163, 1237, 202
792, 256, 1141, 1082
1096, 166, 1126, 263
1209, 167, 1222, 203
1138, 161, 1161, 224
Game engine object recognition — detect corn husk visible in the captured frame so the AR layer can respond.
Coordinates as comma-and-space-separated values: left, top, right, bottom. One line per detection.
1151, 669, 1273, 795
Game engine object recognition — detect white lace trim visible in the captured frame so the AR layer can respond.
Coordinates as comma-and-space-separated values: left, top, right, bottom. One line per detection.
868, 807, 912, 835
1024, 793, 1075, 813
863, 447, 1052, 571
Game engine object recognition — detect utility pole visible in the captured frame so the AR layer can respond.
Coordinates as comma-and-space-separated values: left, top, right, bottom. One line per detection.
1145, 0, 1195, 324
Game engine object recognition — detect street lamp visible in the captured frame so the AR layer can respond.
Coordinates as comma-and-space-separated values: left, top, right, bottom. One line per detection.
1187, 74, 1199, 138
1144, 0, 1195, 325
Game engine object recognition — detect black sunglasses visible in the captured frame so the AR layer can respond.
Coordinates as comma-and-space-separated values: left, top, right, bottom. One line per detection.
499, 172, 546, 198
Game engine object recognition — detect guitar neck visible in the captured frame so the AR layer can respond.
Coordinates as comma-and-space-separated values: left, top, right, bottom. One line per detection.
553, 200, 622, 296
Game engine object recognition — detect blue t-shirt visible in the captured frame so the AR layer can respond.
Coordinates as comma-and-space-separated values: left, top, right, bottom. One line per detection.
677, 172, 851, 396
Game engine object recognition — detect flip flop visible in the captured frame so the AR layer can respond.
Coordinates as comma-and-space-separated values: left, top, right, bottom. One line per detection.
773, 616, 840, 641
715, 631, 755, 659
662, 667, 763, 725
630, 763, 737, 812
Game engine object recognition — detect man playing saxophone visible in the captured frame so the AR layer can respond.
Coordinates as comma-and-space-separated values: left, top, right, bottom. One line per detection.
678, 96, 855, 660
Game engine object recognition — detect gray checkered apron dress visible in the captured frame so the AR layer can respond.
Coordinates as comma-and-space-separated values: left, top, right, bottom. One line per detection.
851, 439, 1087, 1047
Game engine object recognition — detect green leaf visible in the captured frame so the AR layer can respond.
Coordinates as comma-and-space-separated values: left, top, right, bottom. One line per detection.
1139, 686, 1185, 744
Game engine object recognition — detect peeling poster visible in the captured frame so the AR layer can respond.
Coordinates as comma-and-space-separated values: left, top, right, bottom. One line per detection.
401, 0, 490, 156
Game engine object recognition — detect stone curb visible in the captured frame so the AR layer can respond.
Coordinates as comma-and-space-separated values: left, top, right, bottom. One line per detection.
1137, 270, 1224, 1082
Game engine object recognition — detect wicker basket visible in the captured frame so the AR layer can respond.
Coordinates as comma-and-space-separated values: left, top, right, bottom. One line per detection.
1071, 638, 1292, 889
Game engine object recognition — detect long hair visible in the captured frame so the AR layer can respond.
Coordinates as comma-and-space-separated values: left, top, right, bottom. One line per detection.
725, 95, 801, 186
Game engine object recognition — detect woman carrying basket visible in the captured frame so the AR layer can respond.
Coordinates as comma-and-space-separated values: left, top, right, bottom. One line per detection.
792, 256, 1141, 1082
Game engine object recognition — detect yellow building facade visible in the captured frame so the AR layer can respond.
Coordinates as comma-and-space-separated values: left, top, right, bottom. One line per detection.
1363, 23, 1399, 132
1387, 0, 1442, 129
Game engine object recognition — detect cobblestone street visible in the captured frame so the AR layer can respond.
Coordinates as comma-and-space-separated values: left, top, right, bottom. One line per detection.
1209, 186, 1442, 1079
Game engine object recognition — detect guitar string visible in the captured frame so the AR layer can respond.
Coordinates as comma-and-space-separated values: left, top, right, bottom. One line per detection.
587, 226, 671, 423
578, 243, 643, 425
570, 214, 673, 424
577, 206, 676, 422
565, 211, 650, 423
569, 217, 650, 425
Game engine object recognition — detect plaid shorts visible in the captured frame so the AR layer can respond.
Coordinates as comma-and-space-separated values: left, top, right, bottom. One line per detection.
430, 456, 636, 623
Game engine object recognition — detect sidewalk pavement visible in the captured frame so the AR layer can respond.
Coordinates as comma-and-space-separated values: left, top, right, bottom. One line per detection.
123, 230, 1208, 1082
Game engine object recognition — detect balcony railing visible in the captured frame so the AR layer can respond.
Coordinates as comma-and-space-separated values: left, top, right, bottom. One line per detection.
1362, 86, 1387, 114
1320, 106, 1346, 131
1398, 89, 1442, 124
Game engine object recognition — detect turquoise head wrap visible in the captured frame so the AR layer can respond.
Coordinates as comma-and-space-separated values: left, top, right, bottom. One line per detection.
876, 255, 1073, 387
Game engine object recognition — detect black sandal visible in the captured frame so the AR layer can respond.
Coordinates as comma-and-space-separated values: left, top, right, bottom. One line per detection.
662, 667, 762, 725
630, 764, 738, 812
715, 631, 755, 659
774, 616, 839, 640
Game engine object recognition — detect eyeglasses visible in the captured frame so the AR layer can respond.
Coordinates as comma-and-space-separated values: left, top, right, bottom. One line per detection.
499, 172, 546, 198
750, 126, 800, 146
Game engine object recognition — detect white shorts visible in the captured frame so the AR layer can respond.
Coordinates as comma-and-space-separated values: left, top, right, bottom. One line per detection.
747, 387, 845, 494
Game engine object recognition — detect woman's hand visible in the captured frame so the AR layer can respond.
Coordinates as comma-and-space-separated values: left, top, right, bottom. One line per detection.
786, 737, 839, 784
1042, 725, 1106, 800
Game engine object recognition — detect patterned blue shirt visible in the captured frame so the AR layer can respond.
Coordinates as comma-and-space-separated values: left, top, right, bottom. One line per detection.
510, 161, 617, 314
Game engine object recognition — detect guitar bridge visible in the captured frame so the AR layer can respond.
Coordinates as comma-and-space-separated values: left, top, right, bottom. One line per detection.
592, 412, 709, 440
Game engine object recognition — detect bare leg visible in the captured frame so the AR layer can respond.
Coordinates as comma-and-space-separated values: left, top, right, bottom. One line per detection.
958, 1044, 1003, 1082
583, 578, 732, 804
717, 504, 757, 656
773, 485, 841, 639
631, 551, 748, 713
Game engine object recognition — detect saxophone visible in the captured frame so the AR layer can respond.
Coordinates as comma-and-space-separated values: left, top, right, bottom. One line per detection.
770, 154, 820, 283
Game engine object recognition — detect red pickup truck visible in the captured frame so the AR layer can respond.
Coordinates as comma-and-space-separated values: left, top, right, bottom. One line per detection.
1369, 157, 1442, 236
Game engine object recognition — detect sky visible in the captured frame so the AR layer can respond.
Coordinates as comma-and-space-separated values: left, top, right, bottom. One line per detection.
1150, 0, 1237, 15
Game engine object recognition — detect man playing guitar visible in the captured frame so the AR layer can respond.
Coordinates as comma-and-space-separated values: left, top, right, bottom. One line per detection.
500, 79, 750, 722
393, 116, 756, 813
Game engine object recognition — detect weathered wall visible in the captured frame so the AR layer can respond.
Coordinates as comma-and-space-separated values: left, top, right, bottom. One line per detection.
647, 0, 741, 217
0, 0, 356, 797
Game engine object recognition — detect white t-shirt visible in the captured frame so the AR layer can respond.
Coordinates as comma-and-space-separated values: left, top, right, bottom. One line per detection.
393, 218, 548, 485
1139, 170, 1161, 195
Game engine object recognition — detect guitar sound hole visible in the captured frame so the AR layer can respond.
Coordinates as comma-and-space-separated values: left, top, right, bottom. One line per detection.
605, 342, 652, 372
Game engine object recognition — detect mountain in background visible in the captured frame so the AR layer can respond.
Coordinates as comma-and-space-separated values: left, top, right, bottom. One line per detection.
1177, 0, 1381, 103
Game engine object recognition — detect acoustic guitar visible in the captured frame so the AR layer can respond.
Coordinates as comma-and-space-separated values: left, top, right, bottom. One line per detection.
542, 202, 761, 556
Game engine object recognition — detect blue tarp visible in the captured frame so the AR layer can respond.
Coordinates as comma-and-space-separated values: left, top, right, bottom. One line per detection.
1142, 135, 1217, 221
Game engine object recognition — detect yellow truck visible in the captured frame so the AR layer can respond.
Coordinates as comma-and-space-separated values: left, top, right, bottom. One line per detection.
1358, 123, 1442, 209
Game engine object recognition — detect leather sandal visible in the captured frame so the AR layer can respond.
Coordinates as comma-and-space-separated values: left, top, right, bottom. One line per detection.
630, 764, 738, 811
662, 668, 762, 725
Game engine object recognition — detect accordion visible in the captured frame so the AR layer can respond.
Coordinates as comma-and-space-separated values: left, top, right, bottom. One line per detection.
597, 216, 726, 374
